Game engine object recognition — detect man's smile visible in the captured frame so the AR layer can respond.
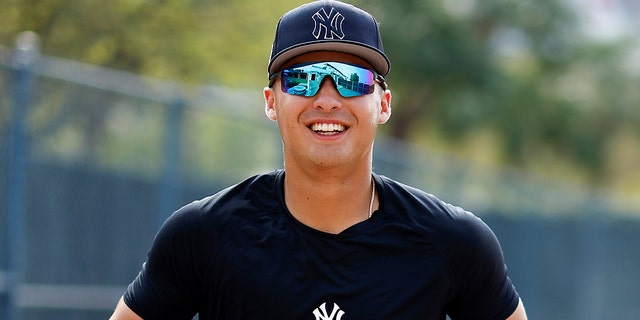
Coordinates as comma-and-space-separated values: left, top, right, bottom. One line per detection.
310, 123, 347, 136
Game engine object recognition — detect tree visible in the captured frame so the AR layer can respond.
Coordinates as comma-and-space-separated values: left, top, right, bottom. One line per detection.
2, 0, 638, 186
0, 0, 307, 86
364, 0, 640, 183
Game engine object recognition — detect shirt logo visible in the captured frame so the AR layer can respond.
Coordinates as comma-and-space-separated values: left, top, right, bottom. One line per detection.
313, 302, 345, 320
312, 8, 346, 40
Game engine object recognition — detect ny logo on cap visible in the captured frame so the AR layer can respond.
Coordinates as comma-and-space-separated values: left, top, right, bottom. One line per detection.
312, 8, 345, 40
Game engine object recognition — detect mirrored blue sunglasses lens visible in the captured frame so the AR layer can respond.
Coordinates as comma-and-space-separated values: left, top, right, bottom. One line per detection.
279, 62, 377, 98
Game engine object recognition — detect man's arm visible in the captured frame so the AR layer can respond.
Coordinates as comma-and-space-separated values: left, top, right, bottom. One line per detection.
506, 298, 528, 320
109, 296, 143, 320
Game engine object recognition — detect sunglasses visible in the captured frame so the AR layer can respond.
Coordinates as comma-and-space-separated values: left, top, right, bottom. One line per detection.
269, 61, 386, 98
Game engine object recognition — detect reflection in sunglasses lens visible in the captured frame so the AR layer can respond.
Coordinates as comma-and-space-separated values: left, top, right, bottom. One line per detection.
279, 62, 377, 98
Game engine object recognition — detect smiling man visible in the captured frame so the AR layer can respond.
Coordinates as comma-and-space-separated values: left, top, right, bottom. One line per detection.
110, 1, 527, 319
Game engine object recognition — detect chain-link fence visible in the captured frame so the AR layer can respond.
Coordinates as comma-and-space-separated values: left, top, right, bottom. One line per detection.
1, 33, 638, 320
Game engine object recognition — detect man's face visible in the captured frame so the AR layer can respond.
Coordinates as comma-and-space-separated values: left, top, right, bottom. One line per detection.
264, 51, 391, 171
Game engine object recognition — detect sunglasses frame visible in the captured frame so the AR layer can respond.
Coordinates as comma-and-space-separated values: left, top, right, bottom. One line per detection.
269, 61, 387, 98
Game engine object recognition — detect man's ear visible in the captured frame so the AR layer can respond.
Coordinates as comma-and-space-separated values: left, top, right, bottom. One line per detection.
264, 87, 277, 121
378, 89, 392, 124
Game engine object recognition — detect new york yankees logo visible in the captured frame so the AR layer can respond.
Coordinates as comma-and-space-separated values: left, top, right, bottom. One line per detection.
313, 302, 345, 320
312, 8, 346, 40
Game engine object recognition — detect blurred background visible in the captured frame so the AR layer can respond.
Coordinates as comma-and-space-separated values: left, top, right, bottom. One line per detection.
0, 0, 638, 319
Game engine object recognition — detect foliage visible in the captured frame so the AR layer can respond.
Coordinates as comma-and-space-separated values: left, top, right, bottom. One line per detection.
364, 0, 640, 184
0, 0, 307, 86
1, 0, 639, 188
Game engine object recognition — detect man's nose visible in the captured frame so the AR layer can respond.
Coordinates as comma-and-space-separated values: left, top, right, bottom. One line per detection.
314, 77, 342, 111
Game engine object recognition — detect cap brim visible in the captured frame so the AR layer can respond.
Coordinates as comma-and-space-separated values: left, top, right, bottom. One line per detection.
268, 41, 390, 76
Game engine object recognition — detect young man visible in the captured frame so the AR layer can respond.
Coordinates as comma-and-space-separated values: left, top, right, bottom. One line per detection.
110, 1, 527, 319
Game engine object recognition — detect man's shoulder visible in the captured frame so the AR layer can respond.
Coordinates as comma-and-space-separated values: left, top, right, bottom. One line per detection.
378, 174, 469, 220
190, 170, 281, 212
161, 170, 283, 235
378, 174, 493, 245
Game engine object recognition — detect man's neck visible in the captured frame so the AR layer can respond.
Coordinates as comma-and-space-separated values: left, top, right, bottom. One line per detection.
282, 164, 376, 234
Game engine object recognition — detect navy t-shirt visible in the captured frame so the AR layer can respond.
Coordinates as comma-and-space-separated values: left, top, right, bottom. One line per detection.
124, 170, 520, 319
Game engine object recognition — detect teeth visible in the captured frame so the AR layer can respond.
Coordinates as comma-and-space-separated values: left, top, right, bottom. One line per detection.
311, 123, 345, 133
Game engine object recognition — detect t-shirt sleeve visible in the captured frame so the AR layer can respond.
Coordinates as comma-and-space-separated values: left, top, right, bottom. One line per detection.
123, 203, 205, 319
441, 209, 520, 320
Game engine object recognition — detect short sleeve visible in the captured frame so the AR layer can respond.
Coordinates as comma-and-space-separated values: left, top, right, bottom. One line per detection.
442, 210, 520, 320
123, 204, 205, 319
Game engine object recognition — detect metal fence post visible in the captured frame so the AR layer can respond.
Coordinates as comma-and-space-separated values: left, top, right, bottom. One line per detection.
574, 197, 606, 320
158, 99, 185, 228
4, 31, 39, 320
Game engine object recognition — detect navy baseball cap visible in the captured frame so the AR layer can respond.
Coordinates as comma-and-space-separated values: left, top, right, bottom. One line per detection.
268, 0, 390, 77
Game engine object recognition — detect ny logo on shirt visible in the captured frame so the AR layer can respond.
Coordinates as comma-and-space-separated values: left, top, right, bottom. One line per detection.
313, 302, 345, 320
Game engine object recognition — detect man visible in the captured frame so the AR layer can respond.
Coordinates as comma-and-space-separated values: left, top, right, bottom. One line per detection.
110, 1, 528, 319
